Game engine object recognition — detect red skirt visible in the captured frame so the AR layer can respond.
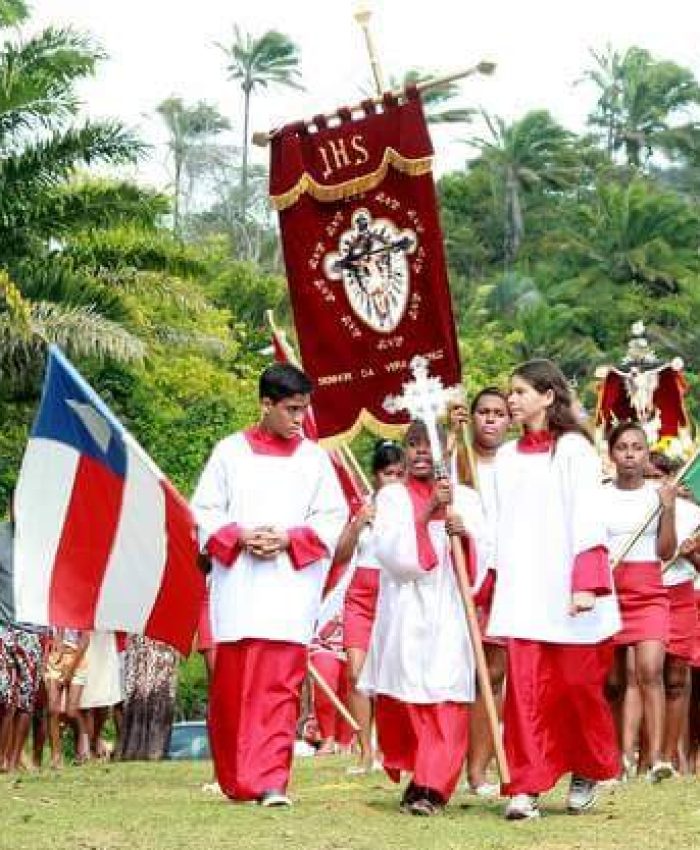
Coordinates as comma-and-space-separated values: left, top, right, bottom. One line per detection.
343, 567, 379, 652
666, 580, 697, 661
691, 591, 700, 668
613, 561, 669, 646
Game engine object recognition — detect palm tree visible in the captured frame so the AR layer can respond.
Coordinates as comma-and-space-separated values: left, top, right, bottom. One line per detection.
156, 98, 230, 236
0, 270, 144, 388
484, 271, 542, 319
0, 24, 145, 262
513, 301, 602, 378
0, 12, 156, 387
551, 178, 699, 298
468, 110, 579, 264
218, 28, 302, 223
583, 46, 700, 168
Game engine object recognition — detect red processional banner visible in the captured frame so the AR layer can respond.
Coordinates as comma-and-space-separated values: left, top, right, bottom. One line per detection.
270, 88, 460, 445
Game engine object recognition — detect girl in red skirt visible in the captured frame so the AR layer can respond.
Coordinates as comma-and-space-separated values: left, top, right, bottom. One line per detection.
646, 454, 700, 772
333, 441, 404, 773
687, 568, 700, 773
603, 422, 679, 781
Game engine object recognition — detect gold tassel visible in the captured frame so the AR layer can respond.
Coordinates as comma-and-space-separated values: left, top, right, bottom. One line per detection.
317, 406, 408, 450
271, 149, 433, 211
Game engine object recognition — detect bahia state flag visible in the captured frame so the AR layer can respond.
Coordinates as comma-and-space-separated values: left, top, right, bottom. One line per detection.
13, 346, 204, 654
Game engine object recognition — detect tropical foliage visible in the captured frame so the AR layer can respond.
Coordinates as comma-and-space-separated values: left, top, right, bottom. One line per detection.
1, 0, 700, 507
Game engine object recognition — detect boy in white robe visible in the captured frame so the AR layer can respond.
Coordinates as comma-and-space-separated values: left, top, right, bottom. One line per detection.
359, 421, 489, 815
191, 364, 347, 806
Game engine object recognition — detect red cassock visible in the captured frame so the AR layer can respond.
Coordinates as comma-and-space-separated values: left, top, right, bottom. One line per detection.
503, 640, 619, 795
691, 590, 700, 668
309, 615, 353, 747
208, 639, 308, 799
376, 697, 469, 800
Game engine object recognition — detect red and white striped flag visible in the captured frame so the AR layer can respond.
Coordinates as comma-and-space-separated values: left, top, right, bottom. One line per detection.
13, 346, 204, 654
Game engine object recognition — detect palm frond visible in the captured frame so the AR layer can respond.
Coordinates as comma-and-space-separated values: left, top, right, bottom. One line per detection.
30, 301, 145, 363
0, 27, 104, 136
0, 122, 146, 238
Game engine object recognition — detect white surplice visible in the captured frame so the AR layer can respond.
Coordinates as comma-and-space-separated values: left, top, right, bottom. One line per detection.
359, 481, 488, 704
488, 434, 620, 644
191, 434, 347, 645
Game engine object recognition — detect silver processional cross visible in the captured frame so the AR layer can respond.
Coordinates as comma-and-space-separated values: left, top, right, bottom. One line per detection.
383, 355, 462, 477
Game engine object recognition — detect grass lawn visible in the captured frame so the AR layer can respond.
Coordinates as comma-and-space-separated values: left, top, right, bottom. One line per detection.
2, 756, 700, 850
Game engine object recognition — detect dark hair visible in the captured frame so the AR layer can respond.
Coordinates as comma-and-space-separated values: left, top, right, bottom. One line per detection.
512, 359, 591, 444
470, 386, 509, 415
259, 363, 313, 402
371, 440, 404, 474
608, 420, 648, 451
404, 419, 446, 448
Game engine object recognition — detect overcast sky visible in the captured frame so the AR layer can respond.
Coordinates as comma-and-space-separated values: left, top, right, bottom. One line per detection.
26, 0, 700, 188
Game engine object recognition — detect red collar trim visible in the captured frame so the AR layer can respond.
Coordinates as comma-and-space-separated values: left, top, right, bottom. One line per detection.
406, 475, 445, 519
245, 425, 303, 457
517, 430, 555, 454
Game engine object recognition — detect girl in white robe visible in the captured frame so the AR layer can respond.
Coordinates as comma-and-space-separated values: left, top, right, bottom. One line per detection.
487, 359, 620, 820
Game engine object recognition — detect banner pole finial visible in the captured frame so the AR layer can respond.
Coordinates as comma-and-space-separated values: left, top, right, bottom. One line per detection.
354, 3, 386, 95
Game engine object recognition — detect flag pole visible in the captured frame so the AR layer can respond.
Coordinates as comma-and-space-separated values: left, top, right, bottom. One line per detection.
252, 61, 496, 148
662, 523, 700, 574
353, 4, 386, 95
308, 659, 360, 733
611, 443, 700, 570
265, 310, 373, 497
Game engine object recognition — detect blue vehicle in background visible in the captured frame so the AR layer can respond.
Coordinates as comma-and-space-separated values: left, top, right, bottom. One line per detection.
166, 721, 210, 760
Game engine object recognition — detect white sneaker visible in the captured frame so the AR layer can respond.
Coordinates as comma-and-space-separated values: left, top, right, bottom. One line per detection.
566, 776, 597, 814
504, 794, 540, 820
621, 754, 637, 782
293, 740, 316, 758
470, 781, 500, 798
201, 781, 223, 796
259, 790, 292, 808
647, 761, 675, 784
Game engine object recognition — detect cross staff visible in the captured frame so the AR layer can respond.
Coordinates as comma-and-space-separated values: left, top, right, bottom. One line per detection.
382, 356, 510, 784
383, 356, 452, 475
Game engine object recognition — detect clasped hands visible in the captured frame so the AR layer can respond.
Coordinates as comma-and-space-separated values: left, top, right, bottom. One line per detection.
240, 526, 290, 559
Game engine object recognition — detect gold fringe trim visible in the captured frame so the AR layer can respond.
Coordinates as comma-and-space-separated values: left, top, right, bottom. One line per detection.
271, 148, 433, 211
318, 407, 408, 450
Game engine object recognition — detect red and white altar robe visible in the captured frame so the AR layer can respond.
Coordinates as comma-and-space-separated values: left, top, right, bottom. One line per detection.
487, 431, 621, 795
359, 477, 489, 801
191, 426, 347, 800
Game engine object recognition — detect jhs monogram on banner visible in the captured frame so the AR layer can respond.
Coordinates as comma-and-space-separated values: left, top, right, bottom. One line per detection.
318, 135, 369, 179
